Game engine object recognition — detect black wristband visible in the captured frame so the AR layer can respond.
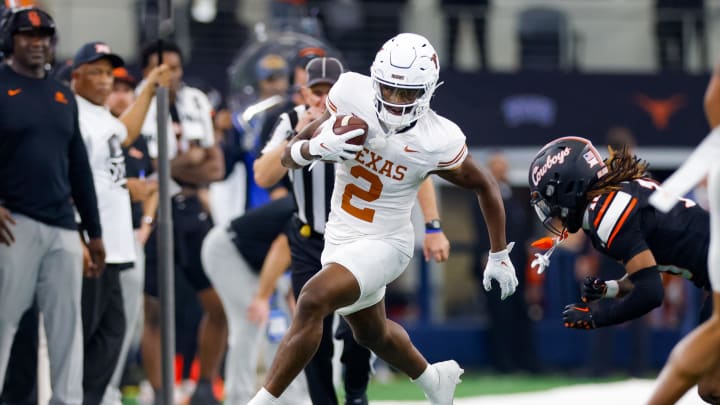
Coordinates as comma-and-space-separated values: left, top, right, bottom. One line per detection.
425, 219, 442, 234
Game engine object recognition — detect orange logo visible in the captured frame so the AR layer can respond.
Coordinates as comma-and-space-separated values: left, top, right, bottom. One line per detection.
27, 11, 41, 27
7, 88, 21, 96
430, 53, 439, 70
574, 306, 590, 313
54, 91, 68, 104
635, 94, 686, 130
403, 145, 419, 153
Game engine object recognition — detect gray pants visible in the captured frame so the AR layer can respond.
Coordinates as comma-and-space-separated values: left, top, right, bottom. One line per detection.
0, 213, 84, 405
201, 226, 309, 405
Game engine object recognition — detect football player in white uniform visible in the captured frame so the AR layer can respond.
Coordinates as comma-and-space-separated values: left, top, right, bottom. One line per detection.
247, 33, 518, 405
647, 66, 720, 405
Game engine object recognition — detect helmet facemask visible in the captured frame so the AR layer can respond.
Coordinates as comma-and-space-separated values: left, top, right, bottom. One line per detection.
370, 33, 439, 131
372, 79, 434, 129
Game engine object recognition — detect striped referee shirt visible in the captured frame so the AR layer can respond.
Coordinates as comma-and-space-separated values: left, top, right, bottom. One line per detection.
262, 105, 334, 234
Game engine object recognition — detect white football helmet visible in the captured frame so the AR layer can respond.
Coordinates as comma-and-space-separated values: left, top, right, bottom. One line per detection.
370, 33, 440, 130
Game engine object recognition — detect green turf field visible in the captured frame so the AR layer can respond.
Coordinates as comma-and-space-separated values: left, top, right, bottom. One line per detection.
364, 373, 624, 400
121, 373, 626, 404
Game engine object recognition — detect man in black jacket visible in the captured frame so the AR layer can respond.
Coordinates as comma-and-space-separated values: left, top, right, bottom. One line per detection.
0, 6, 105, 405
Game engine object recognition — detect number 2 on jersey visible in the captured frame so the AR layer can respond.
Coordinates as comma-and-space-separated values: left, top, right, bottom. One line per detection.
341, 165, 383, 222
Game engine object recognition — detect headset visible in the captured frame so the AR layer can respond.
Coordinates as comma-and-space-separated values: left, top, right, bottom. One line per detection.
0, 6, 56, 55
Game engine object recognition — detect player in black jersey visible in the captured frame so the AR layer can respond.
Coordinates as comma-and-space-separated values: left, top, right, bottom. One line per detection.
529, 136, 720, 402
528, 136, 711, 328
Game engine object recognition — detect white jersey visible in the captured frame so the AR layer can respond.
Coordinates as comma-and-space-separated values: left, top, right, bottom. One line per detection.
76, 96, 136, 264
138, 84, 215, 159
324, 72, 468, 256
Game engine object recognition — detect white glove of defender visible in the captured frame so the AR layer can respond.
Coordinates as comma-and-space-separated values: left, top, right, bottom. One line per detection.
483, 242, 519, 300
308, 119, 364, 163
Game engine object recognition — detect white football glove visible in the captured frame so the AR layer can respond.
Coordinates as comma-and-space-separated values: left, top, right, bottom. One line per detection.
483, 242, 519, 300
308, 119, 364, 163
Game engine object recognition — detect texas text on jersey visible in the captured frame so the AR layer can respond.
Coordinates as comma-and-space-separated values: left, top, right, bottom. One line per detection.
582, 178, 710, 289
324, 72, 468, 257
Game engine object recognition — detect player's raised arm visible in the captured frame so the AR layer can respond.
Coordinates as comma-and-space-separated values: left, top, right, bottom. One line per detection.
432, 154, 518, 300
432, 154, 507, 252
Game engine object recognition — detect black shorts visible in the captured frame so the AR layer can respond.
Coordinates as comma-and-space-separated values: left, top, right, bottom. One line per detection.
227, 195, 296, 271
287, 216, 325, 298
144, 195, 213, 297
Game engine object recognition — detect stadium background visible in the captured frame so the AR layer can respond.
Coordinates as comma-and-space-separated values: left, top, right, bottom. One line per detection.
4, 0, 719, 403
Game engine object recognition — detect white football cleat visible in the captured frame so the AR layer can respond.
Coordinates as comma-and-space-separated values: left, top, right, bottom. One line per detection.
425, 360, 464, 405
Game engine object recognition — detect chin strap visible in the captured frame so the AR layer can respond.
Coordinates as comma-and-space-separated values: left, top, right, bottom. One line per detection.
530, 231, 568, 274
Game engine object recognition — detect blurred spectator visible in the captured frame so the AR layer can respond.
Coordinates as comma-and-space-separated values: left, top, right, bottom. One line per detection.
443, 0, 487, 70
606, 126, 637, 154
137, 39, 226, 405
201, 197, 309, 404
472, 152, 538, 373
256, 46, 327, 156
209, 53, 289, 225
53, 58, 74, 86
655, 0, 705, 71
102, 66, 159, 405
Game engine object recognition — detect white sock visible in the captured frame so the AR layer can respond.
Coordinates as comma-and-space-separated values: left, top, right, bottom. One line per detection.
411, 363, 439, 394
247, 387, 279, 405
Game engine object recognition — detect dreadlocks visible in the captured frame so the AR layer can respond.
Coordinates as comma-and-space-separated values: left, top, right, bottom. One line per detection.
586, 146, 650, 200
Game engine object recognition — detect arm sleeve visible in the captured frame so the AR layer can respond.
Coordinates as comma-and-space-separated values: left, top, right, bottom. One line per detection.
68, 101, 102, 238
198, 92, 215, 148
591, 266, 664, 327
261, 112, 294, 155
657, 126, 720, 200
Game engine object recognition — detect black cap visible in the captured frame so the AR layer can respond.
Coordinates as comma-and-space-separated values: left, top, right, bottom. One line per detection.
72, 41, 124, 70
305, 57, 343, 88
53, 59, 73, 85
9, 7, 55, 37
112, 67, 137, 87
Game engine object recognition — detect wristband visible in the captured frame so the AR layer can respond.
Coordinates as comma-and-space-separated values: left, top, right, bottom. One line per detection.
290, 140, 312, 166
605, 280, 619, 298
425, 219, 442, 233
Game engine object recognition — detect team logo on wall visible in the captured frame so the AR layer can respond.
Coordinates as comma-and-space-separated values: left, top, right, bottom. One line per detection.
634, 94, 686, 130
501, 94, 557, 128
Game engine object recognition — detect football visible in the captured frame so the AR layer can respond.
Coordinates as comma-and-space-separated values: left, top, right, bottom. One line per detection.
314, 114, 368, 146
